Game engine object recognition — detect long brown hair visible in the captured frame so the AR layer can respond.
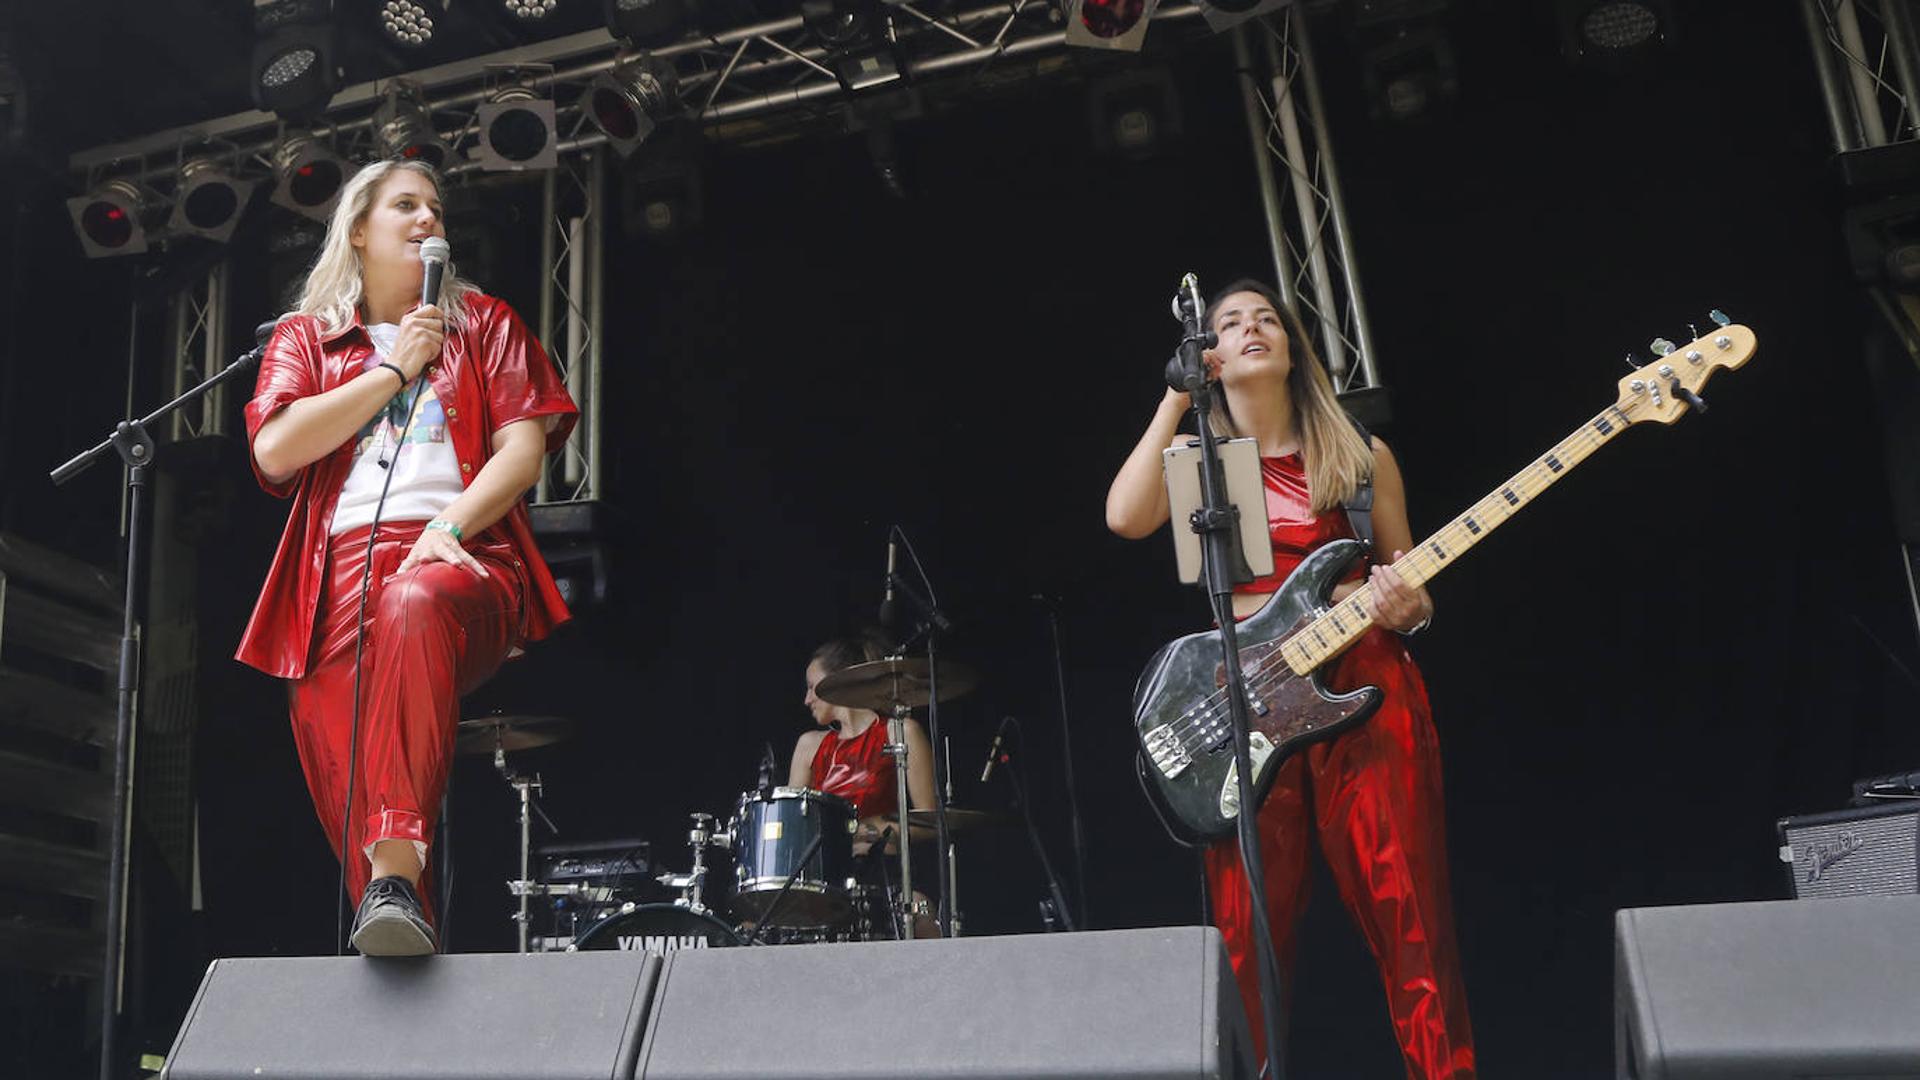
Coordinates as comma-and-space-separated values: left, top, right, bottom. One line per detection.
1203, 279, 1373, 516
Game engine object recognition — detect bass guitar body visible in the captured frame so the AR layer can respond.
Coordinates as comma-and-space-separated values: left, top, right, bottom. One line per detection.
1132, 538, 1382, 844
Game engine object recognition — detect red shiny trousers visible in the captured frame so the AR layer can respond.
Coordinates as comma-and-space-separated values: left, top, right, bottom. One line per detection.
288, 523, 524, 922
1204, 632, 1475, 1080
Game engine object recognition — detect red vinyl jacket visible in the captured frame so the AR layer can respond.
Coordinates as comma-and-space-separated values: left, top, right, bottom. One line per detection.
235, 293, 579, 679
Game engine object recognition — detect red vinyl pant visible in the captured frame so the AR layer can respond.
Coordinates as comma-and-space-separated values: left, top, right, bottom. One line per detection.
288, 522, 524, 921
1203, 670, 1475, 1080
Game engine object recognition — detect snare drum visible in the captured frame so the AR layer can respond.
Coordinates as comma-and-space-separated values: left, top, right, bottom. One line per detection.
730, 786, 857, 929
570, 903, 741, 953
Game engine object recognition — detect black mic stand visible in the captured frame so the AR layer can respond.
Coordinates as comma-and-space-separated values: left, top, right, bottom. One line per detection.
991, 719, 1076, 932
49, 321, 277, 1080
1165, 275, 1289, 1079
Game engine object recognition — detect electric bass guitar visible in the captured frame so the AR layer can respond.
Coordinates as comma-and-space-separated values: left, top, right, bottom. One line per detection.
1132, 315, 1757, 843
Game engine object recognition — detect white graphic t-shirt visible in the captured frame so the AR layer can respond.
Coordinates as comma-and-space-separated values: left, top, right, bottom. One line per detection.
329, 323, 465, 535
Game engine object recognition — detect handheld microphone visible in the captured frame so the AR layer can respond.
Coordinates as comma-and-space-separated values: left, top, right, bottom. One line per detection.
878, 536, 899, 626
980, 715, 1015, 784
419, 236, 450, 308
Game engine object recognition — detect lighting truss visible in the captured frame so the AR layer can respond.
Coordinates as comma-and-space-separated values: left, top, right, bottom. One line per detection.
71, 2, 1210, 185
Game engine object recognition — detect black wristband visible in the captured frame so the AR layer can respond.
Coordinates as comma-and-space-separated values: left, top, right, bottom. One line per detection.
376, 361, 407, 387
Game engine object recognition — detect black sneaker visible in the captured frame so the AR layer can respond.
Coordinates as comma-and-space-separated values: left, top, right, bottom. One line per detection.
350, 875, 436, 957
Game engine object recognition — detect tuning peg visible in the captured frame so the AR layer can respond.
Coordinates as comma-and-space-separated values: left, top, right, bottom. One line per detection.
1671, 380, 1708, 413
1709, 309, 1731, 327
1650, 338, 1677, 357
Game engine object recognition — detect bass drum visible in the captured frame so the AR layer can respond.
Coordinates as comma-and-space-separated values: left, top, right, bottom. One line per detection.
570, 903, 741, 953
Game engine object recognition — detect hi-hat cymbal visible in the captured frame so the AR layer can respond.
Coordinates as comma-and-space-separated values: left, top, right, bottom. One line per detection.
814, 657, 978, 712
905, 807, 1014, 834
455, 714, 573, 755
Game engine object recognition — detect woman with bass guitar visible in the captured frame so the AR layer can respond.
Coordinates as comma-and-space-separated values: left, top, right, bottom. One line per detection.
1105, 279, 1474, 1079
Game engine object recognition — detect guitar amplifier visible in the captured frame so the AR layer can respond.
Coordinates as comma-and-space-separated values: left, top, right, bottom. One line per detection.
1776, 802, 1918, 899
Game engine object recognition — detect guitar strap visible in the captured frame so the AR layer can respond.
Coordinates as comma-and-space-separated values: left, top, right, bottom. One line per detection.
1342, 413, 1376, 557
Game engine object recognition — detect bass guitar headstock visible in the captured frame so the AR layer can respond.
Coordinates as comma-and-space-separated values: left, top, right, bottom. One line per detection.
1614, 310, 1757, 426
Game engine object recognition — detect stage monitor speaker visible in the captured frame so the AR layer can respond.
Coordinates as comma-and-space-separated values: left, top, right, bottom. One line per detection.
159, 926, 1251, 1080
160, 950, 660, 1079
1614, 896, 1920, 1080
634, 926, 1251, 1079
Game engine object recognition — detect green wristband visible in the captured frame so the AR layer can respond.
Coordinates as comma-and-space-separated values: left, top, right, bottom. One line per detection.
425, 519, 463, 542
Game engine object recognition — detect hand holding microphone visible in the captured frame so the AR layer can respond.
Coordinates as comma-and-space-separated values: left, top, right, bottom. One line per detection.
392, 237, 450, 380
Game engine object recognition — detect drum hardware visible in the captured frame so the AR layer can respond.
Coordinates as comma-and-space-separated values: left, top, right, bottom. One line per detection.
682, 813, 724, 916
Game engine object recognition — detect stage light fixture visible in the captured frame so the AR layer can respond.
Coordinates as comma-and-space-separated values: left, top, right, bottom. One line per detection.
374, 80, 448, 167
169, 157, 258, 243
476, 85, 557, 170
250, 0, 338, 120
1580, 2, 1657, 48
1063, 0, 1161, 52
270, 132, 348, 221
587, 57, 677, 157
504, 0, 559, 18
380, 0, 447, 47
1557, 0, 1672, 65
603, 0, 687, 45
67, 178, 157, 259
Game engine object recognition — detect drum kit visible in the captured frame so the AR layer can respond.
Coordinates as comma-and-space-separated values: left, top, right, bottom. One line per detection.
456, 655, 1008, 956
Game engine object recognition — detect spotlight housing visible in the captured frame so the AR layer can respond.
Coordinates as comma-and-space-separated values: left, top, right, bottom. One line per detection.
270, 132, 348, 221
67, 178, 157, 259
504, 0, 559, 18
1063, 0, 1162, 52
476, 84, 557, 171
374, 80, 448, 167
380, 0, 448, 47
169, 158, 258, 243
251, 22, 338, 120
587, 57, 677, 157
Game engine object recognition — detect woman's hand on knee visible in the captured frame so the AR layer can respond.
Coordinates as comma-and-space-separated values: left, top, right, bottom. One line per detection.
396, 525, 488, 578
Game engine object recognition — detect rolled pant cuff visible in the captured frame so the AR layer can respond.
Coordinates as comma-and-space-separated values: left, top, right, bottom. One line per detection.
363, 808, 430, 870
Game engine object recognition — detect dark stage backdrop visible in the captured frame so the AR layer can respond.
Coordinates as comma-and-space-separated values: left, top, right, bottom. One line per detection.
3, 2, 1917, 1077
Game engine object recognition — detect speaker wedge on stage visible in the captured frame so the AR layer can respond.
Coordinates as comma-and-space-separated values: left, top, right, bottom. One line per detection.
160, 926, 1254, 1079
1614, 896, 1920, 1079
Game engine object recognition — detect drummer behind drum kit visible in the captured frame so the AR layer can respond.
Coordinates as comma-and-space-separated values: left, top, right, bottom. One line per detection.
456, 656, 1009, 956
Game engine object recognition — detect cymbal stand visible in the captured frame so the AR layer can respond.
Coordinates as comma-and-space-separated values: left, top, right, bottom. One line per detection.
884, 702, 915, 939
496, 746, 554, 954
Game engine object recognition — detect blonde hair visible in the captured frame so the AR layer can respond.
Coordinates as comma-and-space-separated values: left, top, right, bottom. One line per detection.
291, 159, 479, 335
1204, 280, 1375, 516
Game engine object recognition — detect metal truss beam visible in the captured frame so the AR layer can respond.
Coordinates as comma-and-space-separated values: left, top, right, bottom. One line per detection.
1232, 10, 1379, 395
70, 3, 1206, 187
166, 265, 232, 441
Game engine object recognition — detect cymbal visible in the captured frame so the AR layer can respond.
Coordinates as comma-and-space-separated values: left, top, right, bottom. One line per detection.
905, 808, 1014, 833
455, 714, 573, 755
814, 657, 978, 712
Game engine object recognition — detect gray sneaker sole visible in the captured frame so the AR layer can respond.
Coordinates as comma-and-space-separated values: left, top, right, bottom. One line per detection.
351, 910, 437, 957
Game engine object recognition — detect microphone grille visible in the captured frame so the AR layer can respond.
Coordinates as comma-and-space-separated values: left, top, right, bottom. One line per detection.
418, 236, 450, 264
